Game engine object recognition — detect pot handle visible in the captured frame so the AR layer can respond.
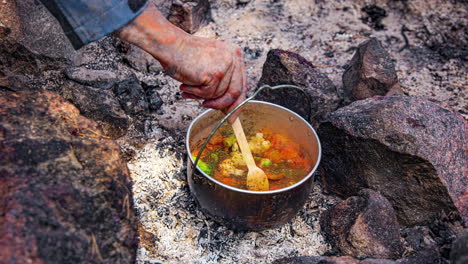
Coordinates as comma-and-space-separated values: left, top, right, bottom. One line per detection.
190, 84, 311, 178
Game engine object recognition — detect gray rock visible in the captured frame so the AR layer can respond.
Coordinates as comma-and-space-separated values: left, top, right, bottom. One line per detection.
64, 67, 118, 88
256, 49, 341, 128
342, 38, 402, 103
16, 0, 76, 61
321, 189, 403, 259
0, 89, 137, 263
450, 231, 468, 264
168, 0, 212, 33
317, 96, 467, 226
61, 82, 130, 139
153, 0, 174, 17
113, 76, 149, 116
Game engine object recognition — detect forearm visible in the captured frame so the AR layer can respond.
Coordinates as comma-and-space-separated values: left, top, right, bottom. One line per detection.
115, 2, 189, 68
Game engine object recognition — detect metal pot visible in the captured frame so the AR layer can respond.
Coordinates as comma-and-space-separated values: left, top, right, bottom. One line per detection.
186, 101, 321, 231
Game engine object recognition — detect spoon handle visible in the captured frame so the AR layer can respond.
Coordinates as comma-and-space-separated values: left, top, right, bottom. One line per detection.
231, 118, 256, 169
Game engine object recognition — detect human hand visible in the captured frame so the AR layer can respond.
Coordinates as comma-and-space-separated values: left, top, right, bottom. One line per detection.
116, 2, 246, 123
170, 36, 246, 122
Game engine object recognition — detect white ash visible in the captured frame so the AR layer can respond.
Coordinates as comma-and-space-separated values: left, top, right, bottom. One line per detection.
128, 135, 336, 264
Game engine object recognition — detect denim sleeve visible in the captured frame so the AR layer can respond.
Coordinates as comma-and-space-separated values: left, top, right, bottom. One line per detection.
39, 0, 148, 49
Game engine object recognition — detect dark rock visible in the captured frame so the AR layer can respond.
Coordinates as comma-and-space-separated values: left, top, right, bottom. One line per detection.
61, 82, 130, 139
396, 248, 441, 264
0, 89, 137, 263
317, 96, 467, 226
168, 0, 212, 34
64, 67, 118, 89
256, 49, 341, 128
16, 0, 76, 61
428, 212, 466, 259
123, 44, 163, 73
0, 41, 66, 90
342, 38, 402, 103
401, 226, 437, 252
450, 231, 468, 264
113, 76, 149, 116
321, 189, 402, 259
361, 5, 387, 31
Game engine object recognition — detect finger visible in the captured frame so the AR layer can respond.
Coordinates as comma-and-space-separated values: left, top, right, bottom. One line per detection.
205, 56, 243, 120
181, 92, 203, 100
213, 54, 235, 98
201, 92, 236, 110
180, 84, 210, 98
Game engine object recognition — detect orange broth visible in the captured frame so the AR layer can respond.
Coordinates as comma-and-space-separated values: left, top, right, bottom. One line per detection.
192, 127, 313, 191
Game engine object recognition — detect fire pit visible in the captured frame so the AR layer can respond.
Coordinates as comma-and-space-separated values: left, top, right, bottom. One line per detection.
186, 101, 321, 230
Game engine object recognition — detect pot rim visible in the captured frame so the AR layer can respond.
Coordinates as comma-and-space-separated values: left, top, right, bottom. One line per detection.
186, 100, 322, 195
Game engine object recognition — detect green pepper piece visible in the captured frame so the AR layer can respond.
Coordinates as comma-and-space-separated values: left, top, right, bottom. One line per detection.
259, 158, 272, 167
192, 155, 212, 175
210, 152, 219, 162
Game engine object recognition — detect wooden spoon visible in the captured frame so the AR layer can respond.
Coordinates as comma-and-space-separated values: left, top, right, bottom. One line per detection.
231, 117, 269, 191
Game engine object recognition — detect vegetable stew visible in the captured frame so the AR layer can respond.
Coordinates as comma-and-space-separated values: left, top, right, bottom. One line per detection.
192, 126, 313, 191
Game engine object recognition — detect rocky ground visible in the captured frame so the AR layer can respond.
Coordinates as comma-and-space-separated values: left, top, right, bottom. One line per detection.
1, 0, 466, 263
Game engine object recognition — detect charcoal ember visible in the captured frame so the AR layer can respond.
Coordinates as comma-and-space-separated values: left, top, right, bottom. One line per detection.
317, 96, 468, 226
342, 38, 402, 103
64, 67, 118, 89
256, 49, 341, 128
361, 5, 387, 31
16, 0, 76, 61
0, 89, 137, 263
168, 0, 212, 33
113, 76, 149, 116
123, 44, 163, 73
61, 82, 130, 139
450, 231, 468, 264
321, 189, 402, 259
146, 88, 164, 112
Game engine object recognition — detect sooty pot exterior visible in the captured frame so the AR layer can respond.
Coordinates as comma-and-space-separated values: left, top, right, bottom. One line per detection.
187, 164, 314, 230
